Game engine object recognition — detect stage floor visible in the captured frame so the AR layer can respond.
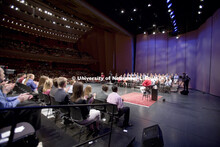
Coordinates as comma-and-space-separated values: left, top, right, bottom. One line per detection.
38, 83, 220, 147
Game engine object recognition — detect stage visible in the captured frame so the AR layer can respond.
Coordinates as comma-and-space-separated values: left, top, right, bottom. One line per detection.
37, 83, 220, 147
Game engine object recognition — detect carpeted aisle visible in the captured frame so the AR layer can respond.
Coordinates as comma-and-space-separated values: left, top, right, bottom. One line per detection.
121, 92, 162, 107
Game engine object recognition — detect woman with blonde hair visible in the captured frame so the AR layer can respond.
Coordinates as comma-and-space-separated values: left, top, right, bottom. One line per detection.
43, 79, 53, 95
84, 85, 95, 104
25, 74, 38, 92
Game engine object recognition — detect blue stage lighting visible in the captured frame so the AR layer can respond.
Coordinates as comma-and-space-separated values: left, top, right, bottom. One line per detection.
170, 11, 174, 16
167, 0, 170, 3
171, 15, 175, 19
168, 3, 172, 8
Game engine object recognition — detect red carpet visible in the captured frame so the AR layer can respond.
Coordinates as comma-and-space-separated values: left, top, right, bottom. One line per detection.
121, 92, 162, 108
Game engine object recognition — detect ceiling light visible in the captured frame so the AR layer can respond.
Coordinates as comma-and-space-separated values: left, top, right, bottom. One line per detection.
200, 0, 204, 1
176, 36, 179, 39
144, 32, 146, 34
198, 11, 202, 14
10, 5, 14, 9
130, 18, 133, 21
162, 31, 165, 33
121, 10, 124, 13
168, 3, 172, 8
170, 11, 174, 15
148, 4, 151, 7
168, 9, 171, 12
171, 15, 175, 19
153, 32, 156, 35
153, 24, 156, 27
167, 0, 170, 3
199, 5, 203, 9
139, 26, 141, 29
53, 21, 56, 24
133, 8, 137, 12
15, 7, 19, 11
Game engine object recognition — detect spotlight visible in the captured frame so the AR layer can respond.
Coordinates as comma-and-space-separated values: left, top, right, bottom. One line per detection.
171, 15, 175, 19
198, 11, 202, 14
167, 0, 170, 3
168, 9, 171, 12
176, 36, 179, 39
170, 11, 174, 15
199, 5, 203, 9
168, 3, 172, 8
153, 24, 156, 27
121, 10, 124, 13
133, 8, 137, 12
144, 32, 146, 34
162, 31, 165, 34
148, 4, 151, 7
153, 32, 156, 34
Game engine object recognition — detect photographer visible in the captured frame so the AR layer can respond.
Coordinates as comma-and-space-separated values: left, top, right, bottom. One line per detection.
181, 73, 190, 95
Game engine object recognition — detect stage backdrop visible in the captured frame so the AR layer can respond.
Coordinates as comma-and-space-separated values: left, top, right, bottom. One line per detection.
135, 9, 220, 97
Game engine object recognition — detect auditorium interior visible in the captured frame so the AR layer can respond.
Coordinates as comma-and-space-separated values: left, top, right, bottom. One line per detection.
0, 0, 220, 147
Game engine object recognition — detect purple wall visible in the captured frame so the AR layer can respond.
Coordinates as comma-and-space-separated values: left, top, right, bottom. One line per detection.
210, 10, 220, 96
135, 9, 220, 96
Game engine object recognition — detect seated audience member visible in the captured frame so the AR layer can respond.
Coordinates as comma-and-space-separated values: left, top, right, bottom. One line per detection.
67, 80, 75, 94
96, 85, 108, 102
42, 79, 53, 95
164, 77, 172, 93
107, 85, 132, 128
0, 67, 41, 130
54, 77, 70, 105
84, 85, 95, 104
38, 76, 49, 93
49, 78, 58, 98
140, 77, 152, 94
173, 74, 179, 84
70, 82, 101, 135
24, 74, 38, 93
16, 73, 26, 83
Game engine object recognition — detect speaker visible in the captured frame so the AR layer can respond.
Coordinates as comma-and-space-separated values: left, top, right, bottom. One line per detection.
152, 89, 158, 101
142, 124, 164, 147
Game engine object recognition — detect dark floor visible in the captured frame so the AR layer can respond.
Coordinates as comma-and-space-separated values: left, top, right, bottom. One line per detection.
38, 83, 220, 147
